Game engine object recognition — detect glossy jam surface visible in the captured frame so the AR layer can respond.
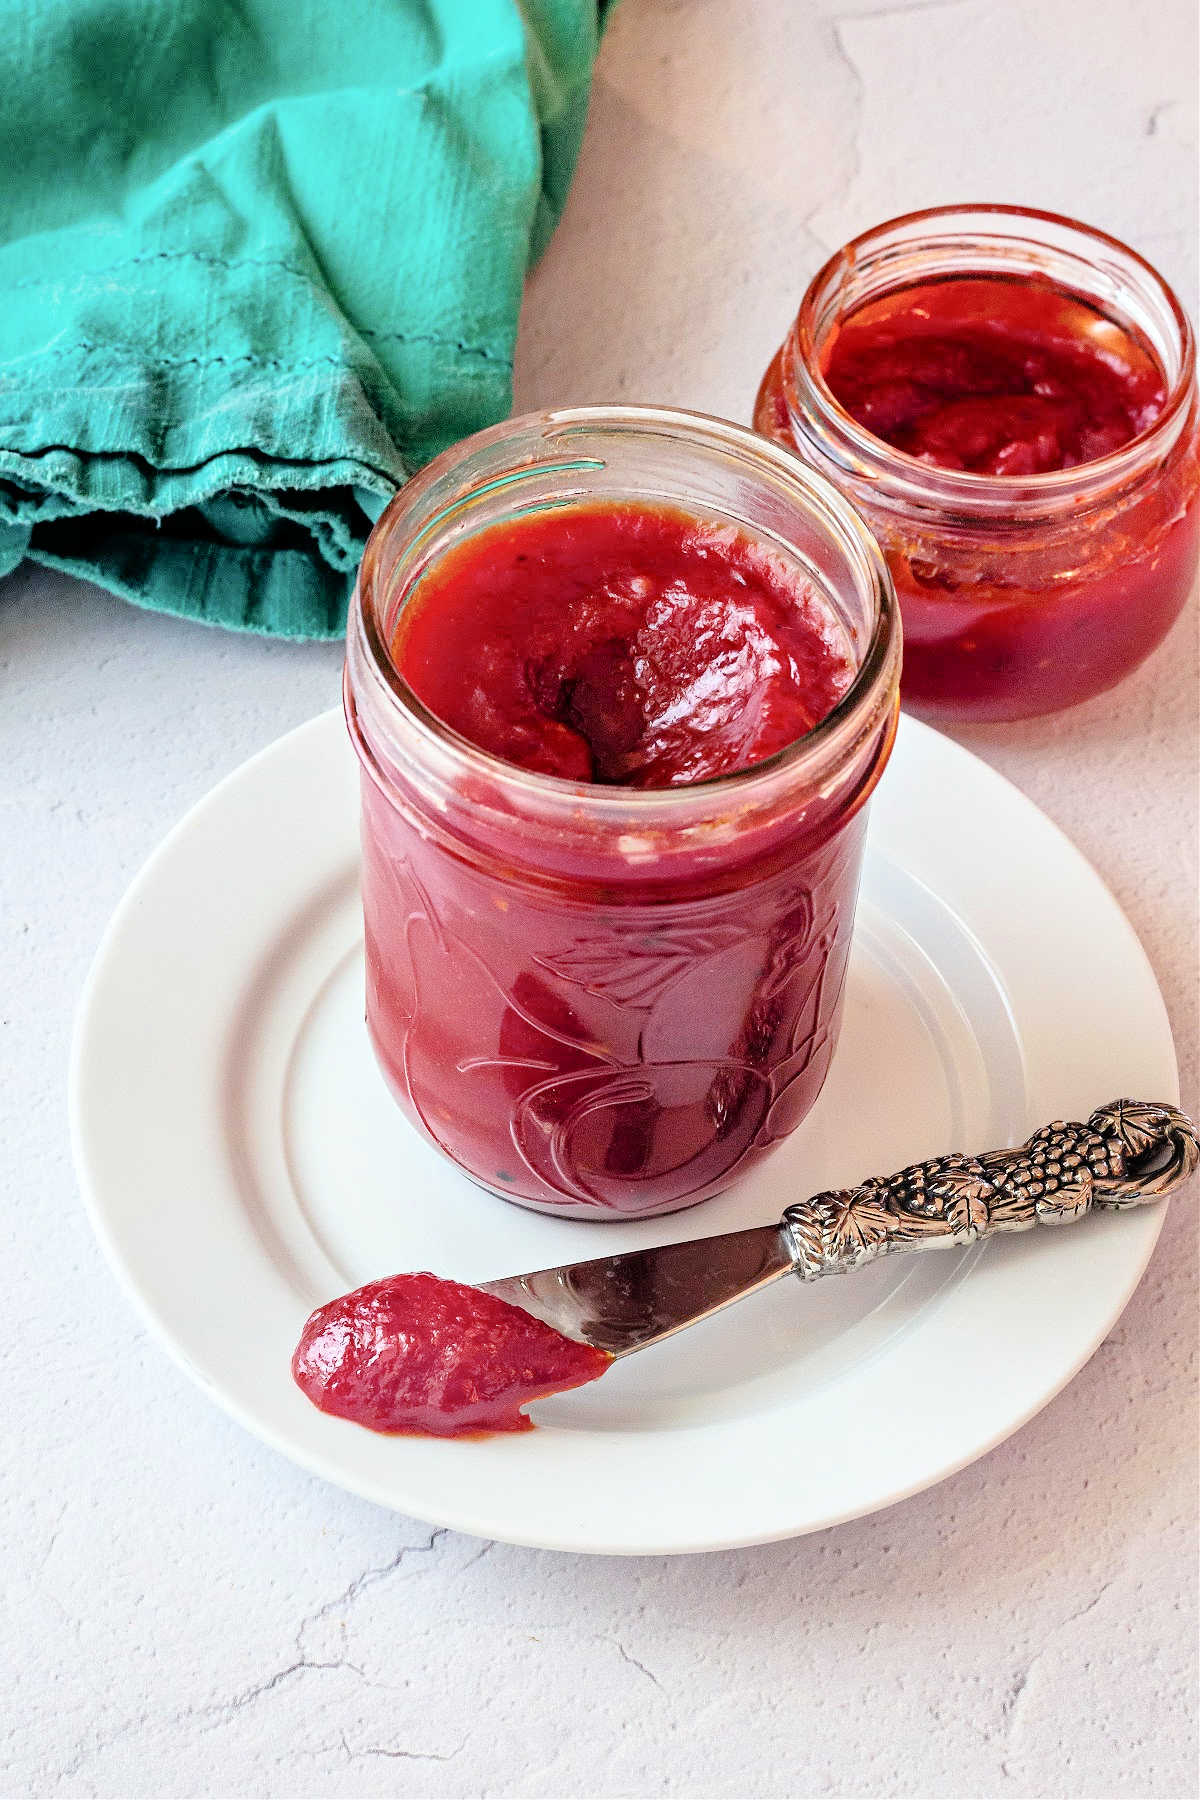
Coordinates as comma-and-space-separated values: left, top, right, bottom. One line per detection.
822, 278, 1166, 474
292, 1272, 611, 1437
755, 274, 1199, 721
395, 503, 852, 786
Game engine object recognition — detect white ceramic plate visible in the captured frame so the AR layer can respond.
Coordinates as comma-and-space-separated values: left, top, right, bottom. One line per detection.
71, 711, 1177, 1554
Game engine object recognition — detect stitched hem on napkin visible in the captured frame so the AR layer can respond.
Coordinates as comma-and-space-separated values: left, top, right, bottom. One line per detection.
0, 326, 513, 639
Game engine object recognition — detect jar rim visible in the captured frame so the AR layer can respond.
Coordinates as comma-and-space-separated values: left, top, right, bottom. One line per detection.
786, 203, 1197, 515
350, 404, 900, 822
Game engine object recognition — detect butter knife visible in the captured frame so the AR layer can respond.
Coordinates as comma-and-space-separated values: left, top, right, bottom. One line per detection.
478, 1099, 1197, 1356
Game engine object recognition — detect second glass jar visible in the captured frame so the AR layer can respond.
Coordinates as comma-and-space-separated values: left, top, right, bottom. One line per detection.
755, 205, 1199, 721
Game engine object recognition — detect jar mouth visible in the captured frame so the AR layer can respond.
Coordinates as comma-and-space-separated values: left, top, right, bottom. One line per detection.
351, 404, 899, 819
786, 203, 1197, 517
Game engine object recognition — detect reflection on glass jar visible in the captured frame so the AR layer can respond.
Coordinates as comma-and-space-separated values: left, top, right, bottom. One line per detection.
755, 206, 1200, 722
346, 407, 899, 1218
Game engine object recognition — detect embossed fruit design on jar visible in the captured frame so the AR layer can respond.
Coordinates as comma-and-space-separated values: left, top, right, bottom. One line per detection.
345, 407, 900, 1218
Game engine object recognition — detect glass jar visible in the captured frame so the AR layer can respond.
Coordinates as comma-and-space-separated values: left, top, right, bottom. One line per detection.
755, 206, 1199, 722
346, 406, 900, 1219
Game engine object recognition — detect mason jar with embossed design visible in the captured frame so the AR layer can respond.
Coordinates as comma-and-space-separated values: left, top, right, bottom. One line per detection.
345, 406, 900, 1218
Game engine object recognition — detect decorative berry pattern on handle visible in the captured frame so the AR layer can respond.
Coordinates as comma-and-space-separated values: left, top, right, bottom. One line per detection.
782, 1100, 1199, 1280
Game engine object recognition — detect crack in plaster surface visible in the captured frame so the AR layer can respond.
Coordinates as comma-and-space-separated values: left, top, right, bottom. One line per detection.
814, 0, 978, 249
996, 1576, 1122, 1779
608, 1638, 666, 1691
48, 1529, 453, 1786
335, 1729, 468, 1764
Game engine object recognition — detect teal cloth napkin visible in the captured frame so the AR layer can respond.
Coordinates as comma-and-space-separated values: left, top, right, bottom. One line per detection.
0, 0, 607, 637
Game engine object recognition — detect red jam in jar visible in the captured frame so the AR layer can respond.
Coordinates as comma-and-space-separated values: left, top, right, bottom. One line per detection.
755, 208, 1199, 722
346, 408, 899, 1219
293, 1273, 611, 1437
393, 502, 852, 785
822, 279, 1166, 475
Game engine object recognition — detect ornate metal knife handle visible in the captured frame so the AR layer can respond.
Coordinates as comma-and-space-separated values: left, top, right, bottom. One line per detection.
783, 1098, 1198, 1281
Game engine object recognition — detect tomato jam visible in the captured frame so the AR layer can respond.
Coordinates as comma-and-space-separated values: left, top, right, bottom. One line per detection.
394, 503, 852, 785
755, 208, 1199, 721
347, 409, 899, 1218
822, 279, 1165, 475
293, 1272, 610, 1437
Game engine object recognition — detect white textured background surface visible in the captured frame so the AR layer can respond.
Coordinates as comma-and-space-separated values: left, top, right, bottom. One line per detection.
3, 2, 1197, 1795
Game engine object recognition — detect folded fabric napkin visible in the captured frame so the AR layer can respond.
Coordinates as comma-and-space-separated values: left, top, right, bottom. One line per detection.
0, 0, 608, 637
